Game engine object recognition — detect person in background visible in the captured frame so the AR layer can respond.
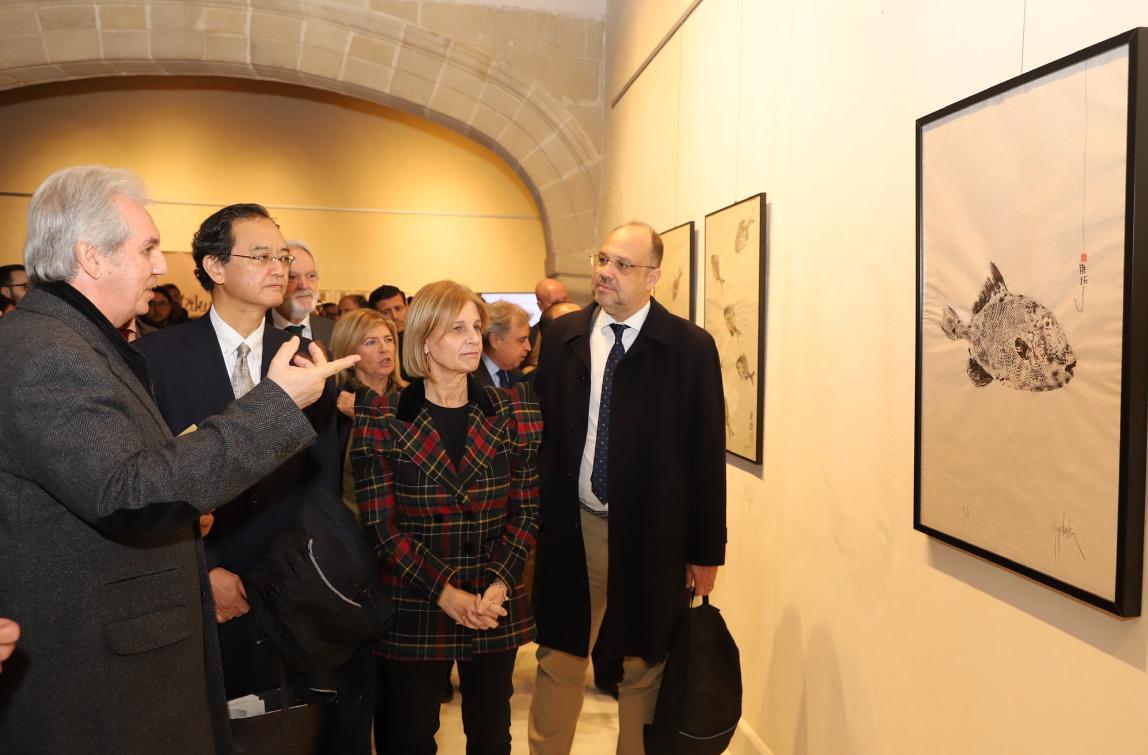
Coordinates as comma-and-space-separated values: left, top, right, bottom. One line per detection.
526, 277, 568, 365
321, 302, 339, 320
140, 284, 174, 329
352, 280, 541, 755
160, 283, 189, 324
528, 222, 726, 754
339, 294, 369, 318
0, 293, 14, 317
270, 240, 335, 349
369, 284, 410, 379
368, 285, 408, 333
0, 264, 29, 305
330, 308, 406, 517
476, 300, 531, 389
523, 301, 581, 375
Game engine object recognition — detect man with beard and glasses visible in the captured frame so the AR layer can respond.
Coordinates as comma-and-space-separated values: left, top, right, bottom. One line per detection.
271, 240, 334, 351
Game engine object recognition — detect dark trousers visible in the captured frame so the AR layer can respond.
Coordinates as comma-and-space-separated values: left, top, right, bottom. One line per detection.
319, 644, 376, 755
380, 649, 518, 755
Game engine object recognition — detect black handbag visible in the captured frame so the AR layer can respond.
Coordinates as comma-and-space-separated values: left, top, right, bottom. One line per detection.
229, 663, 326, 755
643, 594, 742, 754
244, 489, 394, 677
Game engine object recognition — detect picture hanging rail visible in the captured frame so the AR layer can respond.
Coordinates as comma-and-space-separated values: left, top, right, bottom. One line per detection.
705, 193, 767, 464
915, 28, 1148, 616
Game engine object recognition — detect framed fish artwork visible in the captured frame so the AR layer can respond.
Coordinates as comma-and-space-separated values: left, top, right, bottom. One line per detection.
705, 193, 767, 464
915, 28, 1148, 616
656, 221, 695, 321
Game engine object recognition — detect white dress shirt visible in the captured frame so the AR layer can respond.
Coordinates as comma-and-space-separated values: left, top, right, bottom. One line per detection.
210, 307, 265, 387
578, 301, 652, 512
270, 308, 313, 339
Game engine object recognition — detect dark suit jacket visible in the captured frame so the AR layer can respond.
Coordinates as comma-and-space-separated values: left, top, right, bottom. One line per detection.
267, 310, 334, 355
530, 298, 727, 663
473, 357, 525, 389
0, 287, 316, 753
140, 313, 340, 574
138, 312, 341, 695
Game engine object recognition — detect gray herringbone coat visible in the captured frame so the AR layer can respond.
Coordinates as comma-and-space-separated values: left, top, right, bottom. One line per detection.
0, 287, 316, 753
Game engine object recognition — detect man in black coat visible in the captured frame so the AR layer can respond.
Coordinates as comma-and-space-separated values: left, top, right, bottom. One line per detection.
528, 222, 727, 754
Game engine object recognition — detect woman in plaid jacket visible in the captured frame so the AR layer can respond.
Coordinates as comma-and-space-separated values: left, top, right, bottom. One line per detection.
351, 280, 542, 754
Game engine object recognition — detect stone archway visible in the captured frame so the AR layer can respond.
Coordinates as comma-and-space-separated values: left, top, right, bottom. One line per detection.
0, 0, 599, 275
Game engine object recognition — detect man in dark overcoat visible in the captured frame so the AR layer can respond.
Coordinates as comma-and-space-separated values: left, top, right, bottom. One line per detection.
528, 222, 727, 754
0, 166, 353, 753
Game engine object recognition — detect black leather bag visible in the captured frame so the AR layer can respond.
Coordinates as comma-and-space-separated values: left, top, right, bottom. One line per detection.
230, 664, 326, 755
644, 594, 742, 754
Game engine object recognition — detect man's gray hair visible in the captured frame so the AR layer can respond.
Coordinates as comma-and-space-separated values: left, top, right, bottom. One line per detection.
484, 300, 530, 345
23, 165, 150, 284
286, 239, 315, 262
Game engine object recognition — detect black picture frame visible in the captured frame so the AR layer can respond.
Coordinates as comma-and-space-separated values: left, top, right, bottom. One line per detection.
656, 220, 696, 321
705, 193, 767, 464
915, 28, 1148, 616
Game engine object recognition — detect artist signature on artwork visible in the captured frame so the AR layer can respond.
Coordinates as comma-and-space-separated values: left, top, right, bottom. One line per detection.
1052, 513, 1086, 562
1074, 253, 1088, 313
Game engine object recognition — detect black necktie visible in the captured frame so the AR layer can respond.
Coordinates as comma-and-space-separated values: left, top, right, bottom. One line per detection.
285, 324, 305, 337
497, 369, 511, 388
590, 324, 627, 503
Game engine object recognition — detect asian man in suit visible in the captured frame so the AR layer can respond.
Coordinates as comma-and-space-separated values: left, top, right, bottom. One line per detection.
138, 205, 370, 753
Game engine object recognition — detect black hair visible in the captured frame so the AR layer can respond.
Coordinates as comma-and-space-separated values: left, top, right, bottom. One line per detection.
191, 204, 274, 291
368, 284, 406, 307
0, 264, 26, 288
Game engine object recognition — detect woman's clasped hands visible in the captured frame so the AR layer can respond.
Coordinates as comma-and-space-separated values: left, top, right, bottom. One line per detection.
436, 582, 509, 630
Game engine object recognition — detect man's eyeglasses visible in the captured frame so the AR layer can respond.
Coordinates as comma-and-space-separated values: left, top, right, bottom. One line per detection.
230, 253, 296, 266
589, 253, 658, 275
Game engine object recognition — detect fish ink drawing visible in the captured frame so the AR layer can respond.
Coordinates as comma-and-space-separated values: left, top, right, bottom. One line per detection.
940, 262, 1076, 391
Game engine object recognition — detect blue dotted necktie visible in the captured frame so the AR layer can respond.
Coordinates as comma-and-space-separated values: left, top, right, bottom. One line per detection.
591, 323, 627, 503
497, 369, 511, 388
284, 324, 305, 337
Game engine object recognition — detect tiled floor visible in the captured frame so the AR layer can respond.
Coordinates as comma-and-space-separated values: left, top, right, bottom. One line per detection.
434, 643, 619, 754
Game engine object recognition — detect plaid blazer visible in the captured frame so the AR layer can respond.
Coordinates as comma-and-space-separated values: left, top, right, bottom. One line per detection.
351, 376, 542, 660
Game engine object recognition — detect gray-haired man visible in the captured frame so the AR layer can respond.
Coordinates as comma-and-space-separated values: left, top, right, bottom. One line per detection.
0, 165, 356, 753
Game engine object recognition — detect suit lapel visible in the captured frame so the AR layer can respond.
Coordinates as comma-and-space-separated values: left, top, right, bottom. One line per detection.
24, 290, 171, 432
454, 401, 505, 491
184, 313, 239, 413
392, 407, 464, 496
391, 378, 505, 500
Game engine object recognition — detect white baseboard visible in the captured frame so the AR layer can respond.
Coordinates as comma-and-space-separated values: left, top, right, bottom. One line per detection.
727, 718, 774, 755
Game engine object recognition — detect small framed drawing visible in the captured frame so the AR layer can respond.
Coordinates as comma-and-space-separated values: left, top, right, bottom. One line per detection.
915, 28, 1148, 616
705, 193, 766, 464
656, 221, 695, 320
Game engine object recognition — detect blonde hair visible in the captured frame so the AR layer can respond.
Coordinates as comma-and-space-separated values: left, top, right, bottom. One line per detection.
402, 280, 488, 379
331, 308, 407, 390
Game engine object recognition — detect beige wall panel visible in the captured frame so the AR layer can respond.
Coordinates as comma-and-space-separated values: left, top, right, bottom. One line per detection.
0, 77, 544, 296
605, 0, 1148, 754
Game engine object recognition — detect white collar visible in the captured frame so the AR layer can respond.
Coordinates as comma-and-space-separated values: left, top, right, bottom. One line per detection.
209, 306, 265, 357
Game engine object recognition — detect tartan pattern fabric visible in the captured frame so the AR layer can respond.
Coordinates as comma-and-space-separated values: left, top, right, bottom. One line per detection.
351, 377, 542, 661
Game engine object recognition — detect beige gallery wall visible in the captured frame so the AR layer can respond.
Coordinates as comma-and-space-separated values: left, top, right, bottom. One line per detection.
604, 0, 1148, 754
0, 77, 545, 316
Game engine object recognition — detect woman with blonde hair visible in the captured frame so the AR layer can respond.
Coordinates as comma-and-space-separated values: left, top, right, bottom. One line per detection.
352, 280, 541, 754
